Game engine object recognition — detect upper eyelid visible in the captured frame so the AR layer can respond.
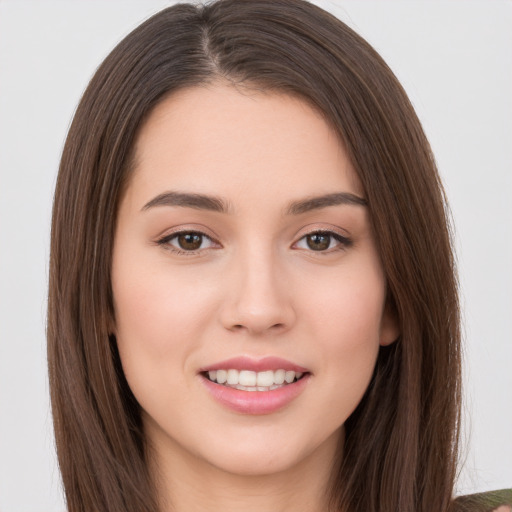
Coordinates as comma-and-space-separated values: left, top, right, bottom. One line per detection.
294, 224, 351, 240
155, 225, 219, 242
294, 230, 351, 245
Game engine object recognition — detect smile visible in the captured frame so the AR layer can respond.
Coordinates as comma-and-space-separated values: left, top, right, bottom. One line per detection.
204, 369, 305, 391
199, 357, 311, 414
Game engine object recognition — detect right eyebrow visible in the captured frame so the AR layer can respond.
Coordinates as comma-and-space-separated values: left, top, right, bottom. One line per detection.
141, 191, 231, 213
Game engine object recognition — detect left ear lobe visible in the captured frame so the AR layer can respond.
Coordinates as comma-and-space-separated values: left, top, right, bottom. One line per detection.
380, 300, 400, 346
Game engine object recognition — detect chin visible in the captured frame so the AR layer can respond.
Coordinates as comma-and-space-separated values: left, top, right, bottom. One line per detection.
194, 426, 341, 479
209, 446, 300, 477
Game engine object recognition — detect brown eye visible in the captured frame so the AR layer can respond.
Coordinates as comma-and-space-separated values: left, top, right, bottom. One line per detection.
294, 230, 352, 253
157, 230, 216, 253
177, 232, 203, 250
306, 233, 331, 251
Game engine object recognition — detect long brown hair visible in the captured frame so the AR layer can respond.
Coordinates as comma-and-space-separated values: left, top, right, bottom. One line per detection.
47, 1, 461, 511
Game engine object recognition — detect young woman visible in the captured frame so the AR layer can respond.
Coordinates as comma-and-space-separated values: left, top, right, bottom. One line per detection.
47, 1, 505, 511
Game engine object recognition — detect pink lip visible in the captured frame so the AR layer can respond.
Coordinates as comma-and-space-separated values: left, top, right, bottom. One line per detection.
200, 356, 309, 373
200, 373, 311, 415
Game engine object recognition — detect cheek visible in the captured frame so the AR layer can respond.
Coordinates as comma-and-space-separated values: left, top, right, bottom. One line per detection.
111, 262, 217, 423
297, 258, 385, 408
302, 258, 386, 345
110, 250, 218, 408
113, 258, 214, 352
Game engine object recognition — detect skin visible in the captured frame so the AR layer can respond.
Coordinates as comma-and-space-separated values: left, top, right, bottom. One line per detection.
112, 83, 399, 512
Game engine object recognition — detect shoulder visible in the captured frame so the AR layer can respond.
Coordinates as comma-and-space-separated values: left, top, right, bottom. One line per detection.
451, 489, 512, 512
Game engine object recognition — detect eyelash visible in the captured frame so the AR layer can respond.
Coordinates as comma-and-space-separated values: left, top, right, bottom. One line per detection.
156, 229, 352, 256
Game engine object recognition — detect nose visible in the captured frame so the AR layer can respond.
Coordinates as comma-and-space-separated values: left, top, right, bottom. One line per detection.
219, 246, 296, 336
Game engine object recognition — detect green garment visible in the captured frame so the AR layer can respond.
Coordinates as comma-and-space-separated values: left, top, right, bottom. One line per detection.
452, 489, 512, 512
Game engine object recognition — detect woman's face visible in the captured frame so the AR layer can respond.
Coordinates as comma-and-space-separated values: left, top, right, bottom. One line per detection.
112, 84, 398, 477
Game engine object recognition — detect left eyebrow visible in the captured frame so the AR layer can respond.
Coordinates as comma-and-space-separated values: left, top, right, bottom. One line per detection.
286, 192, 367, 215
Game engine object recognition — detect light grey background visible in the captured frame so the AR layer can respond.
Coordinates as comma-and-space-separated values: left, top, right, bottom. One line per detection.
0, 1, 511, 510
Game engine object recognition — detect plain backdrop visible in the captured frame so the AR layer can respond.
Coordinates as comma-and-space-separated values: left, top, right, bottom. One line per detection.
0, 1, 511, 510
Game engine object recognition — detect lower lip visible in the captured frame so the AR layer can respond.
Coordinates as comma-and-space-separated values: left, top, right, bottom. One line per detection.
200, 374, 310, 415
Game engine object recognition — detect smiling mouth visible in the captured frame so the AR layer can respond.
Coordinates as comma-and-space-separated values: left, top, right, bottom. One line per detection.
203, 369, 306, 392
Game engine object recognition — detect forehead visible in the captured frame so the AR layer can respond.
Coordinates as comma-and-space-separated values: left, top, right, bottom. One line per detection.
127, 83, 363, 209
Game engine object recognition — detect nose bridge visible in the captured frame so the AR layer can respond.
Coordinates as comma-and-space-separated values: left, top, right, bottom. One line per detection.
221, 239, 294, 335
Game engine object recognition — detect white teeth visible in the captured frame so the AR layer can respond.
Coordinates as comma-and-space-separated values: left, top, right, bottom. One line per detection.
239, 370, 257, 386
227, 369, 238, 385
285, 370, 295, 383
206, 369, 305, 388
235, 385, 258, 391
256, 370, 274, 387
274, 369, 285, 384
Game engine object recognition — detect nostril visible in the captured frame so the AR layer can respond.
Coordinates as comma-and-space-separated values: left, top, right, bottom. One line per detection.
228, 322, 286, 334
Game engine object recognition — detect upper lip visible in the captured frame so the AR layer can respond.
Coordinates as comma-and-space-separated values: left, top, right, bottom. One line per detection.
200, 356, 309, 373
